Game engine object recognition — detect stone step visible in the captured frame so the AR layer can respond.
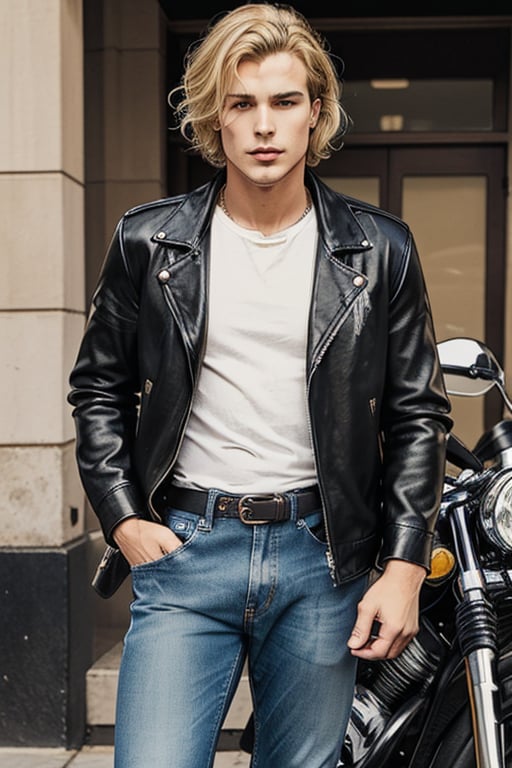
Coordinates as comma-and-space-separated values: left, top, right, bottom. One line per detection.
86, 642, 252, 731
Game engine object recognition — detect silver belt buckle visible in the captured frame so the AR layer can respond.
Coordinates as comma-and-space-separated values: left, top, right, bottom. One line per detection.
238, 493, 285, 524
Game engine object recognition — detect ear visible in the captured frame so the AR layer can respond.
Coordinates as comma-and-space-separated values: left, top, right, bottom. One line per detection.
310, 98, 321, 128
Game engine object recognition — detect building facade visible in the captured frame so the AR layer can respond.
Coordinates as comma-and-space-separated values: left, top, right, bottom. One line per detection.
1, 0, 511, 748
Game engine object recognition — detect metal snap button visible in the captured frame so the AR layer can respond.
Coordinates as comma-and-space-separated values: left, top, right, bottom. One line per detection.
158, 269, 171, 283
353, 275, 365, 287
156, 231, 166, 240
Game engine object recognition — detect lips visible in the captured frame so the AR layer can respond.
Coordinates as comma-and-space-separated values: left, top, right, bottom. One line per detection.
249, 147, 282, 161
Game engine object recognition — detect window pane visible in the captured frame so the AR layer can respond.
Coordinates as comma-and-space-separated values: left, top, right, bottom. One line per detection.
321, 176, 380, 206
343, 80, 493, 132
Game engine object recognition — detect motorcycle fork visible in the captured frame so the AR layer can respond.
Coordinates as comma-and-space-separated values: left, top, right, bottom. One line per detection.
449, 501, 505, 768
464, 651, 505, 768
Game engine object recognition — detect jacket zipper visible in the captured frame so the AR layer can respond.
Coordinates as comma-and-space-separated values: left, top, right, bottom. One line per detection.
147, 277, 208, 522
304, 376, 337, 584
304, 289, 366, 584
309, 295, 362, 380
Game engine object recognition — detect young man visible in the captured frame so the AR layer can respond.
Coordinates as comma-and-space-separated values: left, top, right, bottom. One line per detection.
68, 4, 452, 766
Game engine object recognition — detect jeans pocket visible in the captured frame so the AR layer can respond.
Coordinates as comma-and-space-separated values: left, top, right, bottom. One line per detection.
131, 509, 200, 573
300, 510, 327, 544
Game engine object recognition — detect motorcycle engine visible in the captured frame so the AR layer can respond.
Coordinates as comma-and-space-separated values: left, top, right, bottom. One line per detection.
341, 618, 446, 765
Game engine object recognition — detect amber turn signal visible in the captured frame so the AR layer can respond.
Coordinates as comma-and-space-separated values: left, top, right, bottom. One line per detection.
427, 546, 456, 582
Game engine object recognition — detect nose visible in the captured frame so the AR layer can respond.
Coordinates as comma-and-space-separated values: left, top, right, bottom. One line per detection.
254, 105, 275, 136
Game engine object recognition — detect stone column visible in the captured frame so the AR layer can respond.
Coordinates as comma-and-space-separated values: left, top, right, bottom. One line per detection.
84, 0, 167, 300
0, 0, 90, 747
83, 0, 168, 653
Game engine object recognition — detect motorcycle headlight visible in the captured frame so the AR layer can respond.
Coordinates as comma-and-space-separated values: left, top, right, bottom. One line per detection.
480, 470, 512, 552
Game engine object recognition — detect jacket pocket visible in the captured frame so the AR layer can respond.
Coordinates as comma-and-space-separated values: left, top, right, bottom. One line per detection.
369, 397, 384, 462
136, 378, 154, 429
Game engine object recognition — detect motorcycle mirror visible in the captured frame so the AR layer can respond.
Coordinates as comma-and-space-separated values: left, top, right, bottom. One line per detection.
446, 432, 483, 472
437, 337, 504, 397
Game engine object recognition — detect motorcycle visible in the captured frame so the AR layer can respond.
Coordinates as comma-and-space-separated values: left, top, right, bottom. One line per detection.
339, 337, 512, 768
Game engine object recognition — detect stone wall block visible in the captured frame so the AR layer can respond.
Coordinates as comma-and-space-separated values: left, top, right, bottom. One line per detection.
0, 311, 85, 444
0, 174, 84, 312
0, 442, 84, 547
0, 0, 83, 179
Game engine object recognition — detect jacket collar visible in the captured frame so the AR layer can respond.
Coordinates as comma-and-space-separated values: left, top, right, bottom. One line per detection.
306, 169, 372, 255
151, 169, 373, 381
150, 172, 225, 252
151, 169, 372, 257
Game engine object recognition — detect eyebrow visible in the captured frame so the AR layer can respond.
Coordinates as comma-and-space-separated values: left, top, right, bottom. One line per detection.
225, 90, 306, 100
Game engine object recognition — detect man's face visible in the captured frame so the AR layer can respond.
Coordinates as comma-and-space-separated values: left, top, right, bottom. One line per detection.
220, 52, 321, 188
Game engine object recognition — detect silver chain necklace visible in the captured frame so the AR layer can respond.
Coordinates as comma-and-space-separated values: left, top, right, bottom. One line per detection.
218, 185, 312, 228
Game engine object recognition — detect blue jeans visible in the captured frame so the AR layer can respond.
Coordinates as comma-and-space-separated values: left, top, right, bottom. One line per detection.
114, 489, 366, 768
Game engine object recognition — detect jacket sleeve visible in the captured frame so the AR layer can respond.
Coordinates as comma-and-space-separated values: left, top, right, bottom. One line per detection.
68, 217, 146, 545
378, 231, 453, 571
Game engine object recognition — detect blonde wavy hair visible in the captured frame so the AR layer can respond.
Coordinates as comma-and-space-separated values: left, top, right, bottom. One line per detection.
170, 3, 347, 167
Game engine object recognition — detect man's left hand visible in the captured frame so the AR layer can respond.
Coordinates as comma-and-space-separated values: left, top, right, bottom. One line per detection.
347, 559, 427, 660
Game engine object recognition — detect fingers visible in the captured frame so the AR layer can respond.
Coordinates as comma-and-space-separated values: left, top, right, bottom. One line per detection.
347, 561, 423, 660
156, 527, 183, 555
347, 597, 418, 660
137, 528, 182, 563
350, 626, 415, 660
347, 615, 381, 651
349, 615, 418, 660
114, 518, 182, 566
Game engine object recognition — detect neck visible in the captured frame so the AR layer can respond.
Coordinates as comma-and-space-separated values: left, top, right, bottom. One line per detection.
219, 185, 311, 235
219, 173, 311, 236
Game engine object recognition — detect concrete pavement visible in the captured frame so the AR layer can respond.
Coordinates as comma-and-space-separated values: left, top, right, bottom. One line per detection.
0, 746, 251, 767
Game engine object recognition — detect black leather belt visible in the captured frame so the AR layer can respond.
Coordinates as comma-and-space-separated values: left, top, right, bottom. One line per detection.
163, 485, 321, 525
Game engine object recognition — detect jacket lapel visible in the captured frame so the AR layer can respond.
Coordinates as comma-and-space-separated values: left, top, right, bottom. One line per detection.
307, 251, 370, 379
148, 175, 224, 376
306, 172, 372, 378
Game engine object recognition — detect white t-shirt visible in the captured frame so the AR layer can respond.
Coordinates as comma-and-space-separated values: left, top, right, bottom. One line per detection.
172, 204, 318, 493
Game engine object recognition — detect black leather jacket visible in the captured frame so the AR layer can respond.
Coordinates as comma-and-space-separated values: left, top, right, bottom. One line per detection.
68, 170, 452, 585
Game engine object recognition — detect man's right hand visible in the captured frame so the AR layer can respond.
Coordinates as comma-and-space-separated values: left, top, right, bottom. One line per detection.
112, 517, 183, 567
